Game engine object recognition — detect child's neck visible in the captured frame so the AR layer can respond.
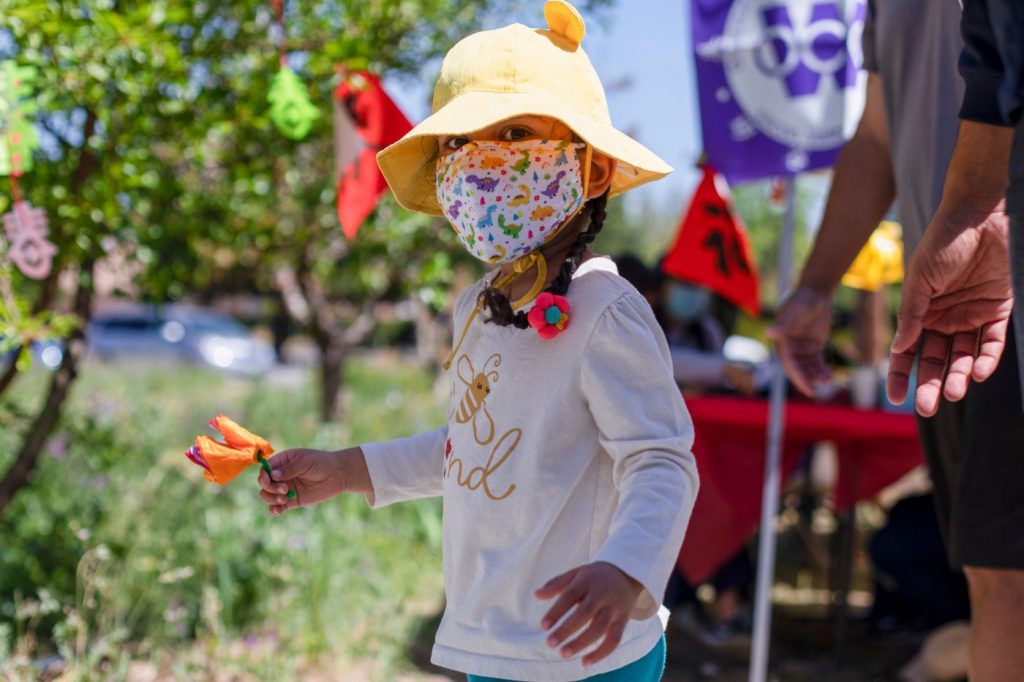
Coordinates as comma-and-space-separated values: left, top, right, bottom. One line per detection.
498, 247, 595, 304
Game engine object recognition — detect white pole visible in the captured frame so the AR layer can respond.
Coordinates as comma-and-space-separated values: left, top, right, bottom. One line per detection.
749, 175, 797, 682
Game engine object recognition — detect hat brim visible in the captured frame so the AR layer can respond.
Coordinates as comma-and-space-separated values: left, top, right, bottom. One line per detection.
376, 90, 673, 216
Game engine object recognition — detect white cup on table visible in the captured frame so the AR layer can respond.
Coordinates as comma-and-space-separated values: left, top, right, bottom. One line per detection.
849, 365, 880, 410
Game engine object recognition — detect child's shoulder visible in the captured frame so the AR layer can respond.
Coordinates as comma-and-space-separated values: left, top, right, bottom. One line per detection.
567, 257, 657, 329
570, 256, 645, 309
449, 256, 654, 330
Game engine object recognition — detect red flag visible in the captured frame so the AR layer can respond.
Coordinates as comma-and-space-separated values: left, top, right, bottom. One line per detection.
661, 166, 760, 316
334, 71, 413, 239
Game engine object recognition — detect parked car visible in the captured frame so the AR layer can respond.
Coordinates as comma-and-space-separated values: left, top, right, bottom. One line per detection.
0, 337, 65, 371
87, 304, 275, 375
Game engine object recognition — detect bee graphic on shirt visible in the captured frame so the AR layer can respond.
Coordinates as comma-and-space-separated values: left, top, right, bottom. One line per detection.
453, 353, 501, 445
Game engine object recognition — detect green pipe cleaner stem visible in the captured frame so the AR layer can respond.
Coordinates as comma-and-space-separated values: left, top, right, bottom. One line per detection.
258, 453, 297, 498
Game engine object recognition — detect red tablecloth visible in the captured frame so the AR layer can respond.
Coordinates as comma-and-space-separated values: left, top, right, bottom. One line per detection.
677, 395, 922, 585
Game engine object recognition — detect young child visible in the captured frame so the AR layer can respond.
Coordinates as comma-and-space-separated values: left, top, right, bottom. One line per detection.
258, 2, 698, 680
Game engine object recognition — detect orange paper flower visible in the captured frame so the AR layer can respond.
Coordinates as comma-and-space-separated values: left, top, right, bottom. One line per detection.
186, 414, 275, 486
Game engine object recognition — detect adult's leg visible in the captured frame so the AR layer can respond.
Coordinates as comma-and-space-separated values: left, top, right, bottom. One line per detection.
962, 567, 1024, 681
953, 322, 1024, 681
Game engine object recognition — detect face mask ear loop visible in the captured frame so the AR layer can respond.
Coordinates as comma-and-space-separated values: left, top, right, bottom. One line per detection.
510, 252, 548, 310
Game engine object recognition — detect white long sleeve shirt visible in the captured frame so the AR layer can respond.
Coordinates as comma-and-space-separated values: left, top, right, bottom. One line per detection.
362, 257, 698, 681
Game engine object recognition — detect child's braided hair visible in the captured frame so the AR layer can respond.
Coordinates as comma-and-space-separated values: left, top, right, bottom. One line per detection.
477, 192, 609, 328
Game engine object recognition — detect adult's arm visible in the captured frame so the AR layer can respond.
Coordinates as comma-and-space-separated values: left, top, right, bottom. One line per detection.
796, 73, 895, 295
887, 121, 1013, 416
767, 74, 894, 396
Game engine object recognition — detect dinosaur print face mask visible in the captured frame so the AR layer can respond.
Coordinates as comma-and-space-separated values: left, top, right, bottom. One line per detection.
436, 139, 587, 265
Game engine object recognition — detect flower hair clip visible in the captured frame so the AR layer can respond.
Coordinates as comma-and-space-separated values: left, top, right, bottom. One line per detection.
527, 292, 570, 339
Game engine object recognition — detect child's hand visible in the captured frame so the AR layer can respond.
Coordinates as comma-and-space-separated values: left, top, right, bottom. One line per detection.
257, 446, 369, 515
534, 562, 644, 666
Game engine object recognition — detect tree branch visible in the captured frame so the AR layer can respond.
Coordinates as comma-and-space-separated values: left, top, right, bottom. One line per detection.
0, 260, 94, 516
0, 269, 61, 400
72, 110, 99, 192
342, 304, 377, 347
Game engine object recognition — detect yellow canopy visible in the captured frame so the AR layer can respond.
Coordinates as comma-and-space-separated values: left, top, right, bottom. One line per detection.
841, 221, 904, 292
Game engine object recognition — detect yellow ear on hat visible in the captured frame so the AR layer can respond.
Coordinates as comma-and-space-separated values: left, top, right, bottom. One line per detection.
544, 0, 586, 48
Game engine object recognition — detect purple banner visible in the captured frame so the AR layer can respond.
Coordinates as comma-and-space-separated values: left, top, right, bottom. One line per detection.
691, 0, 868, 184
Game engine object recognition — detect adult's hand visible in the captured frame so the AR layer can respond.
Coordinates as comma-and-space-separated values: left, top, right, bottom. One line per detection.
766, 74, 895, 399
766, 287, 834, 397
887, 206, 1013, 416
887, 120, 1014, 417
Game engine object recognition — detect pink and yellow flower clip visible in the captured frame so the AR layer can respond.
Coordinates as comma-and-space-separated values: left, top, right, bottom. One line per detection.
527, 292, 570, 340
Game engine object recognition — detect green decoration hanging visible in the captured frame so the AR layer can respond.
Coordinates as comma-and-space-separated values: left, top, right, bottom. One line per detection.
0, 61, 40, 176
268, 66, 320, 140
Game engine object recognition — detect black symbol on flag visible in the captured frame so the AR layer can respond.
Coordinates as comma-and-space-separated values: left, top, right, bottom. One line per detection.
701, 202, 751, 280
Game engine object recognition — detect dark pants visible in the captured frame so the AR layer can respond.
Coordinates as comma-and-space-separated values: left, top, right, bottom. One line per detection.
918, 322, 1024, 569
664, 548, 753, 610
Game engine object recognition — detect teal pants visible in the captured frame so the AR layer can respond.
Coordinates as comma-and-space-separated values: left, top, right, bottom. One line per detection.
467, 634, 666, 682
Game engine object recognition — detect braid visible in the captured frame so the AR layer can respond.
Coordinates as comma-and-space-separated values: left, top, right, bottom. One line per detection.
547, 192, 607, 297
478, 192, 609, 328
478, 280, 531, 328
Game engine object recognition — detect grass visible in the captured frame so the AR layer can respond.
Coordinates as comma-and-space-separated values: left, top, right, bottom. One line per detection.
0, 351, 937, 682
0, 351, 447, 681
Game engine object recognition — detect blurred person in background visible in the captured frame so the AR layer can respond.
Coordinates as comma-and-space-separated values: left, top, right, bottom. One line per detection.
869, 492, 970, 637
613, 253, 660, 309
663, 277, 763, 395
767, 0, 1024, 677
614, 252, 761, 396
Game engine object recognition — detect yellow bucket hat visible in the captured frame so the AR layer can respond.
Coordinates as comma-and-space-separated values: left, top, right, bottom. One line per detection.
376, 0, 673, 217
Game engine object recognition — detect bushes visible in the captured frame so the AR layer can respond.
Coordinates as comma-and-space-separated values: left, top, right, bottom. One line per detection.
0, 355, 445, 679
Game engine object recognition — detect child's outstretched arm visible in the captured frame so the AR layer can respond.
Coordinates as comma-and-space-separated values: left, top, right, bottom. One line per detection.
257, 446, 371, 515
258, 425, 449, 514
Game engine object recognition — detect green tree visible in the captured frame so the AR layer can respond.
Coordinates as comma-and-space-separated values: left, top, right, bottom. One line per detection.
0, 0, 613, 512
0, 1, 191, 513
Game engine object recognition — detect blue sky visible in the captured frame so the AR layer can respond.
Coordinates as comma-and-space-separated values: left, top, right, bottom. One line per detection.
577, 0, 705, 210
384, 1, 705, 215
